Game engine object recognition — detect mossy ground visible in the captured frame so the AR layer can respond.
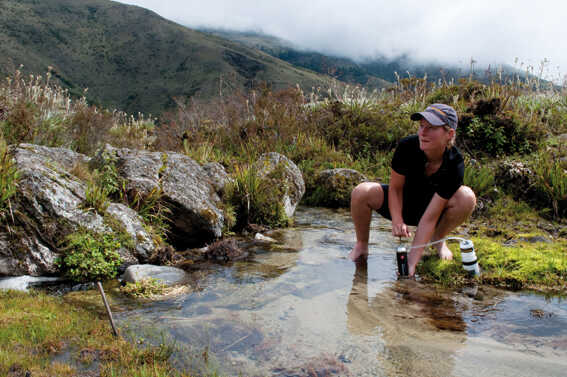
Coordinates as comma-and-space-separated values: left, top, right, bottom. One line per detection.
0, 288, 216, 377
417, 195, 567, 293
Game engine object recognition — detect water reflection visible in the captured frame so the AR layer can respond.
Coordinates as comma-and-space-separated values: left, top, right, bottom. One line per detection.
108, 206, 567, 377
347, 259, 466, 377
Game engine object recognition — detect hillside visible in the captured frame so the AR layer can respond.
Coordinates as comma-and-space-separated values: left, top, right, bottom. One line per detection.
204, 29, 530, 89
204, 29, 393, 90
0, 0, 333, 115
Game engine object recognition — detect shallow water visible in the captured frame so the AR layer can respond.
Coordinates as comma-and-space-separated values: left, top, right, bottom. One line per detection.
116, 206, 567, 377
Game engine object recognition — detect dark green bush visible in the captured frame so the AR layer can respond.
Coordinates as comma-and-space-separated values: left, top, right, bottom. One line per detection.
59, 230, 122, 282
458, 101, 542, 157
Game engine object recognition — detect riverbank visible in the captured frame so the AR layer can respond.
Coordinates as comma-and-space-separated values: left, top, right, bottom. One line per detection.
418, 194, 567, 293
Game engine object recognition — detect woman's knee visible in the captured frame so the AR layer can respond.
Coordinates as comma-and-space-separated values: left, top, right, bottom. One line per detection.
351, 182, 383, 209
451, 185, 476, 213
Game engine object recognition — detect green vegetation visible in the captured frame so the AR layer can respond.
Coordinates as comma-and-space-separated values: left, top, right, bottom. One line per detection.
58, 230, 122, 282
224, 162, 290, 230
418, 234, 567, 293
0, 289, 196, 376
0, 135, 19, 220
120, 278, 167, 298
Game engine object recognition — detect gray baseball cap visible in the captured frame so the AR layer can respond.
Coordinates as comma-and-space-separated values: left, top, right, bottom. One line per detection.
410, 103, 458, 130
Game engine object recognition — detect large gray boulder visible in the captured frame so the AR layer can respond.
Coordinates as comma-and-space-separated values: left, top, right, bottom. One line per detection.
2, 144, 157, 276
122, 264, 188, 286
203, 162, 230, 196
91, 145, 224, 248
313, 168, 368, 208
254, 152, 305, 218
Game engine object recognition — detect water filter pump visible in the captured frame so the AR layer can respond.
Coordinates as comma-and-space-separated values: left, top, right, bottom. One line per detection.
396, 245, 409, 277
459, 239, 480, 276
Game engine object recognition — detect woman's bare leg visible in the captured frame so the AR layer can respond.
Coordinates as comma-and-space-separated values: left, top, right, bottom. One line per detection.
349, 182, 384, 261
431, 186, 476, 259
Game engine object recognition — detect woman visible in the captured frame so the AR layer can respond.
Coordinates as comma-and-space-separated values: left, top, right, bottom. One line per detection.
349, 104, 476, 276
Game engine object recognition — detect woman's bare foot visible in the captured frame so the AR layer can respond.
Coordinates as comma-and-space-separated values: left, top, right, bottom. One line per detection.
435, 241, 453, 260
349, 242, 369, 261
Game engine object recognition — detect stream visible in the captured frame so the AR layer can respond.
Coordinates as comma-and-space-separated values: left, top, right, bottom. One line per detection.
115, 206, 567, 377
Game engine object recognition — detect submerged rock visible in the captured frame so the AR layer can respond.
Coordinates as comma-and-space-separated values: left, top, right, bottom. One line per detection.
203, 238, 248, 262
122, 264, 188, 286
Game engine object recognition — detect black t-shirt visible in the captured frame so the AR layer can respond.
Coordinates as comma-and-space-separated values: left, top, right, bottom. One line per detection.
392, 135, 464, 202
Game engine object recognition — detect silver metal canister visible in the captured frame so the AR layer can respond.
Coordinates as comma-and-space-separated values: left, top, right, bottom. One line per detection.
459, 239, 480, 276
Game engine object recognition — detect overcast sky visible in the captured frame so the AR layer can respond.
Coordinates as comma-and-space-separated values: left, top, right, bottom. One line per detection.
116, 0, 567, 81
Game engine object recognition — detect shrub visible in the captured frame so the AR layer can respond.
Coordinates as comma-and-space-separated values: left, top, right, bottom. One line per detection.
107, 113, 156, 150
59, 230, 122, 282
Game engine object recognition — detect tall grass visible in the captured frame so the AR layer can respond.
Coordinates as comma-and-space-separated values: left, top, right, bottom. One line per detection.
0, 68, 156, 155
0, 135, 18, 221
2, 65, 567, 220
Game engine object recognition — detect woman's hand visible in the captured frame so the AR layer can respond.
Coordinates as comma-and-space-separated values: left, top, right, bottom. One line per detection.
392, 221, 411, 238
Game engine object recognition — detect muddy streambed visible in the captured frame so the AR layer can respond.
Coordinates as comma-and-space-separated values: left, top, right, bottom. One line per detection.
114, 207, 567, 377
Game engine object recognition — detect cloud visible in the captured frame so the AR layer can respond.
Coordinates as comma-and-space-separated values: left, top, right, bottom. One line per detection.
115, 0, 567, 80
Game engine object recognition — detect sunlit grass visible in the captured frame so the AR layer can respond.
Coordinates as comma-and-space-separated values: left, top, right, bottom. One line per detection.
0, 289, 205, 376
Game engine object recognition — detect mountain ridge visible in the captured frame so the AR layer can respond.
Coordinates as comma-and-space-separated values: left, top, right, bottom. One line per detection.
0, 0, 333, 115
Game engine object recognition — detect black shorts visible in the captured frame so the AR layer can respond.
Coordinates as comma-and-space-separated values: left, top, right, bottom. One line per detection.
376, 184, 434, 226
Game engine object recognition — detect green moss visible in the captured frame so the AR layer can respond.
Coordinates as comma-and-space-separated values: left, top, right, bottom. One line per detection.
417, 237, 567, 293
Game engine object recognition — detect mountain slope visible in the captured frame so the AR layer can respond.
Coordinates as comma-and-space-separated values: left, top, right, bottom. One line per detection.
0, 0, 333, 115
204, 29, 393, 90
204, 29, 530, 89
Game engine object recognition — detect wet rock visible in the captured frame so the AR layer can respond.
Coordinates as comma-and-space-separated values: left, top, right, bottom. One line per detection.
91, 144, 224, 248
203, 238, 248, 262
122, 264, 188, 286
254, 233, 277, 243
312, 168, 368, 208
0, 275, 62, 292
255, 152, 305, 218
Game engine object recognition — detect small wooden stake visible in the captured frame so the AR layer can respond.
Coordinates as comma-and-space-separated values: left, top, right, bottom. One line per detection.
97, 281, 119, 337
